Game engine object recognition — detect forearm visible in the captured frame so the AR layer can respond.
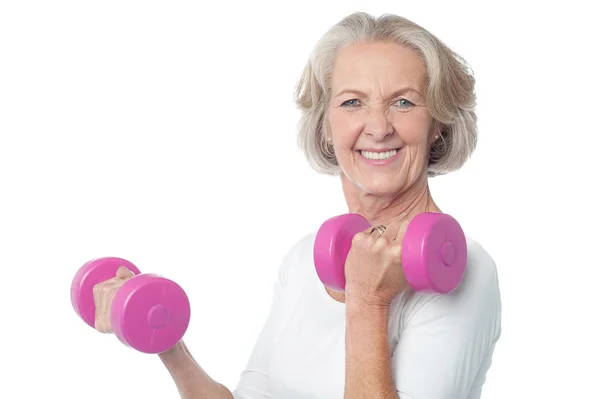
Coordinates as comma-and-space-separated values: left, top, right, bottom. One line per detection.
344, 302, 398, 399
158, 341, 233, 399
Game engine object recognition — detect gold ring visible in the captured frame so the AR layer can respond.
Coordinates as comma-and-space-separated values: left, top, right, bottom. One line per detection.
370, 225, 387, 236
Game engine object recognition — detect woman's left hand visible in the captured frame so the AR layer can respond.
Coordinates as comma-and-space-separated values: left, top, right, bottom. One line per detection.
344, 218, 412, 310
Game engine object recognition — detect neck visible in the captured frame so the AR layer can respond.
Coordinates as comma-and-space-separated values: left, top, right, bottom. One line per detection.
340, 174, 439, 226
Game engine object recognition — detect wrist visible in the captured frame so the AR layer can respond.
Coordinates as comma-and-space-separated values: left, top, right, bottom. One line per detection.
345, 290, 392, 315
158, 340, 187, 367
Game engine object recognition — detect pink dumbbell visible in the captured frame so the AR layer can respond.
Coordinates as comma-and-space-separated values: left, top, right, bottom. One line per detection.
314, 212, 467, 294
70, 257, 191, 354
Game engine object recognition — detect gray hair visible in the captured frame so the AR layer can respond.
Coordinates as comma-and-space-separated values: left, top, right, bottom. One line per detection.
294, 12, 477, 177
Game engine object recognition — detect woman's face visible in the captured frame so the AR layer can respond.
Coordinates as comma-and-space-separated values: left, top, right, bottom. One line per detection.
327, 41, 438, 197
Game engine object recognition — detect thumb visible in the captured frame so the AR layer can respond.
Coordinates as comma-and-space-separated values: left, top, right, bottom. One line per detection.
399, 219, 410, 233
116, 266, 135, 279
395, 219, 411, 241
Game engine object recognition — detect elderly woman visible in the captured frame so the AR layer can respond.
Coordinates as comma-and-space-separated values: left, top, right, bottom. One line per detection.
94, 11, 501, 399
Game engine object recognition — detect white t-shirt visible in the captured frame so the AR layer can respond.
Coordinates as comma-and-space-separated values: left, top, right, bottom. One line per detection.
232, 232, 502, 399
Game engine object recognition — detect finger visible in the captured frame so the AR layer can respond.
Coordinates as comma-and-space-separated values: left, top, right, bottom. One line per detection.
389, 241, 403, 258
380, 220, 402, 240
366, 224, 387, 238
352, 229, 371, 249
366, 226, 386, 248
116, 266, 135, 279
94, 283, 112, 333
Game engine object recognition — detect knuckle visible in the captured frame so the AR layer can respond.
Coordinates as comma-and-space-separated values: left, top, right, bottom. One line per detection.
92, 283, 103, 295
373, 237, 388, 250
96, 320, 111, 333
389, 244, 402, 257
352, 233, 365, 245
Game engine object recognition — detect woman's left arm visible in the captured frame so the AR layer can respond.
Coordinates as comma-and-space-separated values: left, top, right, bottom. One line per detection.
344, 302, 398, 399
342, 219, 501, 399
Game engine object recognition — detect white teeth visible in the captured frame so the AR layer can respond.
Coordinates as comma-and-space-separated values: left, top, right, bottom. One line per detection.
360, 149, 398, 160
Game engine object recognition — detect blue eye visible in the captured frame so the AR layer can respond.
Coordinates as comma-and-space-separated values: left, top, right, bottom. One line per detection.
341, 99, 360, 107
397, 99, 415, 108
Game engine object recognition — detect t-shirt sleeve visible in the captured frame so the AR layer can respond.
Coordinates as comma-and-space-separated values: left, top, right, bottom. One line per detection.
232, 235, 307, 398
231, 286, 281, 398
392, 242, 502, 399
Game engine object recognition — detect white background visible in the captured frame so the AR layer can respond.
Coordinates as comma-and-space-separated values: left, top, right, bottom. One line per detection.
1, 0, 598, 398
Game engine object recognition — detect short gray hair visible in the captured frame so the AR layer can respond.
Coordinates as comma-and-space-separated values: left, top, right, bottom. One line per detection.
294, 12, 477, 177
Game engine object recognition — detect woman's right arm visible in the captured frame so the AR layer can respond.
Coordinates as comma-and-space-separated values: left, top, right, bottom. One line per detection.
158, 340, 234, 399
156, 248, 292, 399
94, 235, 305, 399
155, 235, 299, 399
93, 267, 234, 398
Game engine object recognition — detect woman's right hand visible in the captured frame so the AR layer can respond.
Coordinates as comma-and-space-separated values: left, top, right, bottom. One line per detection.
92, 266, 135, 333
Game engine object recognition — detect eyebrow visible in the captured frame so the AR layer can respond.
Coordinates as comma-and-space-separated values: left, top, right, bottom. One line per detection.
334, 87, 422, 99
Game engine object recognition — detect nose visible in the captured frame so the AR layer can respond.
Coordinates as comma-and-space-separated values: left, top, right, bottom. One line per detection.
365, 107, 394, 140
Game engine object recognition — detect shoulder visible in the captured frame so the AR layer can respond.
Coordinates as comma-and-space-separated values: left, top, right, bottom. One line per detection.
457, 237, 501, 300
462, 237, 502, 312
275, 232, 317, 285
390, 238, 502, 398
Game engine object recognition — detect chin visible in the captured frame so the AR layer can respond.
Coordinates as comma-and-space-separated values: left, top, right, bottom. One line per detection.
354, 176, 404, 197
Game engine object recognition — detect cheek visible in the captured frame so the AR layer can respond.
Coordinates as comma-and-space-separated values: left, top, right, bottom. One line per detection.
329, 111, 364, 143
392, 115, 432, 145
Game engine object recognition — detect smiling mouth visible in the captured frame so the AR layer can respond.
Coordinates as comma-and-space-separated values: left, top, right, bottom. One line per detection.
358, 149, 400, 160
